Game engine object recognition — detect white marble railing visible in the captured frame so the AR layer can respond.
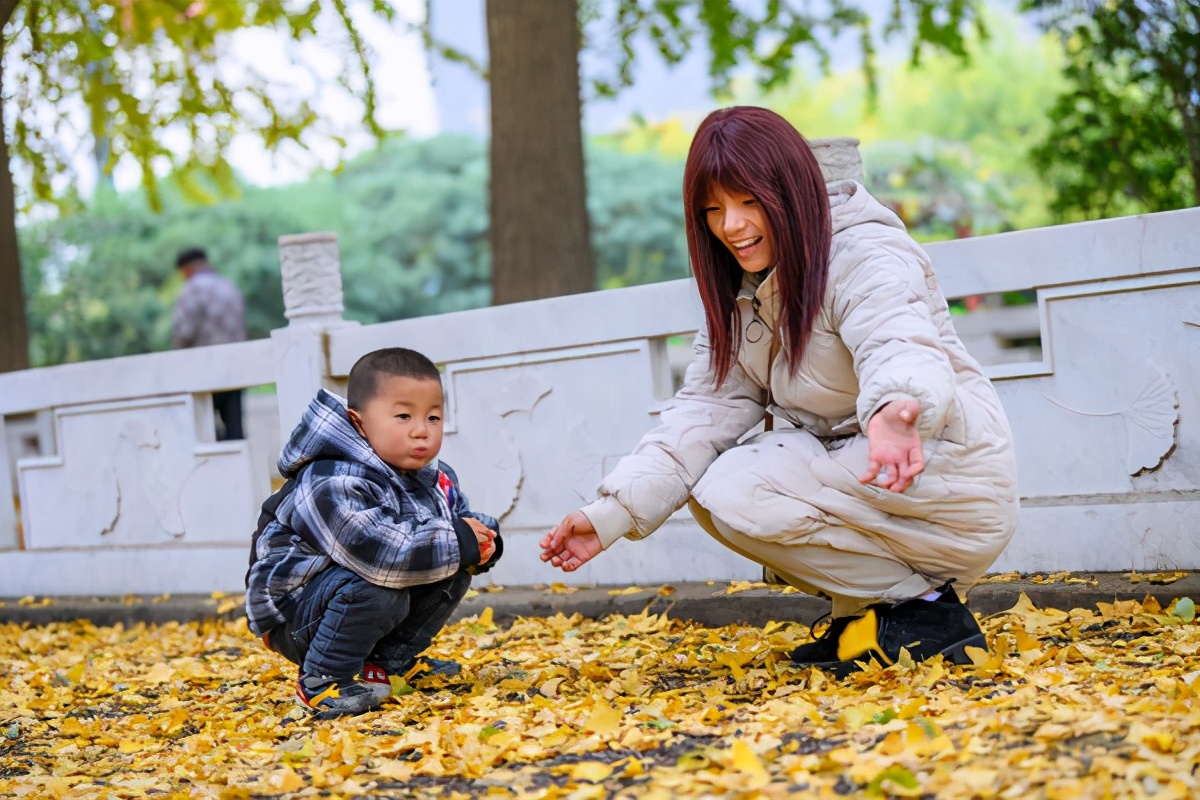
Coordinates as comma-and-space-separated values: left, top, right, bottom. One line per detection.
3, 206, 1199, 596
0, 341, 276, 593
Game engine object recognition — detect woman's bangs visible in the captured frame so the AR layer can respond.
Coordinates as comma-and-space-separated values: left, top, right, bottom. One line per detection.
691, 149, 755, 215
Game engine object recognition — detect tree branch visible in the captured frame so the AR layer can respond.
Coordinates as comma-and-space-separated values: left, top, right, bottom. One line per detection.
0, 0, 18, 29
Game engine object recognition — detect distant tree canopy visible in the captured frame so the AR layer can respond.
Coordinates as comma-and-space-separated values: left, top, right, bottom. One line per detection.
1025, 0, 1200, 219
17, 135, 691, 366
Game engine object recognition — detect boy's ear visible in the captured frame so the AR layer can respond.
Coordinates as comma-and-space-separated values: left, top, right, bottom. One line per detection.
346, 408, 366, 436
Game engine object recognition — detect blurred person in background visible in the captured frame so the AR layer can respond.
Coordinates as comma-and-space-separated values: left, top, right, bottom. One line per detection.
172, 247, 247, 440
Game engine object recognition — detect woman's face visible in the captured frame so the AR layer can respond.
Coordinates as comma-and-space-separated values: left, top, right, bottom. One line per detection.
702, 186, 775, 274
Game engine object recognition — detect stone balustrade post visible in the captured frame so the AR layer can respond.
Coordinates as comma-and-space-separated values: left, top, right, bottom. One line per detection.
270, 233, 356, 442
810, 137, 864, 184
0, 425, 16, 549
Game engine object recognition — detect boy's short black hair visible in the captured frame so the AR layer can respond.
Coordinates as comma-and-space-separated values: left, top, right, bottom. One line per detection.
175, 247, 208, 269
347, 347, 442, 409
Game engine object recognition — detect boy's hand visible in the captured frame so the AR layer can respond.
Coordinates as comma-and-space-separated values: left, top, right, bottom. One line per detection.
466, 517, 496, 564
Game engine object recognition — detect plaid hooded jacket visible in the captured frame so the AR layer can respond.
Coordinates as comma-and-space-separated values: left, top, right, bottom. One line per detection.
244, 389, 500, 636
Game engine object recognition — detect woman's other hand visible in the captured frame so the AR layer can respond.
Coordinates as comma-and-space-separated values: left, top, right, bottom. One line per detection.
539, 511, 603, 572
860, 399, 925, 493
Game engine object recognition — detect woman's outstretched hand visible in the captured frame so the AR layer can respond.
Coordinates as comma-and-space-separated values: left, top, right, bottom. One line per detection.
540, 511, 603, 572
860, 399, 925, 493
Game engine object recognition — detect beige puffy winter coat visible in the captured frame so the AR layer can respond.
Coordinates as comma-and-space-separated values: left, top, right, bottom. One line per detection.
581, 180, 1019, 594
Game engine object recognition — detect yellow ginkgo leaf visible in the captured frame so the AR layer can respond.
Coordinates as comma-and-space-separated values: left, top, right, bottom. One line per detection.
570, 761, 614, 782
730, 739, 768, 779
266, 767, 304, 796
142, 663, 175, 684
65, 662, 86, 684
585, 702, 623, 736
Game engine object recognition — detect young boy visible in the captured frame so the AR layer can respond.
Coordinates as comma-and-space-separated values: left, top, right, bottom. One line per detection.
245, 347, 502, 719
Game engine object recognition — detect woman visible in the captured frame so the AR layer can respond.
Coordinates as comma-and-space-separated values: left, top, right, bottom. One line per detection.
540, 106, 1018, 677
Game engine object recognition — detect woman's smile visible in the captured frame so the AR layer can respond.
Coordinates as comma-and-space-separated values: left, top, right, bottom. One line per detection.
703, 188, 775, 273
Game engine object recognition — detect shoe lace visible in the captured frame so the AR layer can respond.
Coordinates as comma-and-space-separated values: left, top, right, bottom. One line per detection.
807, 612, 833, 641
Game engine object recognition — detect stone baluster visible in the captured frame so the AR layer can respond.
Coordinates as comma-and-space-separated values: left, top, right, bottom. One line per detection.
0, 424, 16, 549
279, 232, 347, 326
270, 232, 356, 442
810, 136, 865, 184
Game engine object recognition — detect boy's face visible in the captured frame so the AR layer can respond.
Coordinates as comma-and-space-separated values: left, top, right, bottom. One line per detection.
348, 375, 445, 472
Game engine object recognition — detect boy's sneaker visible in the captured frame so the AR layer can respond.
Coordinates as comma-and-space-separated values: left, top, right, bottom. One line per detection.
361, 663, 393, 703
406, 657, 462, 680
295, 675, 382, 719
799, 585, 988, 678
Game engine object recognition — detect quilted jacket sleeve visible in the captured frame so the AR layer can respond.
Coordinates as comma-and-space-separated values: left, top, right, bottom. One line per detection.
580, 331, 767, 549
832, 245, 956, 439
292, 464, 481, 590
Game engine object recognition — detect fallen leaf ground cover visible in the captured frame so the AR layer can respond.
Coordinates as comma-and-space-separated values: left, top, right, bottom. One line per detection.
1, 593, 1197, 799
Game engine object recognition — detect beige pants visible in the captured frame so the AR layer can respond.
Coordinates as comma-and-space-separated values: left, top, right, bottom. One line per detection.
687, 427, 1017, 617
691, 499, 933, 617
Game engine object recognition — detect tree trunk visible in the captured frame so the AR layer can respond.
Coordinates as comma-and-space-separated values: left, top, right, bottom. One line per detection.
0, 0, 29, 373
486, 0, 595, 305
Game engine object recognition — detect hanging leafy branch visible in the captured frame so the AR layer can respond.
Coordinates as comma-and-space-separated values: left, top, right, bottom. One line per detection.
581, 0, 986, 101
4, 0, 397, 212
416, 0, 986, 104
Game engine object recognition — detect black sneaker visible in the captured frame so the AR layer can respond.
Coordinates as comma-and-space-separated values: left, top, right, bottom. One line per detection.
789, 614, 854, 665
809, 586, 987, 678
296, 675, 383, 720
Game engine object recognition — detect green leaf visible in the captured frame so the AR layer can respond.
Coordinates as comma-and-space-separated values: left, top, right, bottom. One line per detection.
647, 717, 677, 730
866, 765, 920, 796
871, 708, 899, 725
1172, 597, 1196, 623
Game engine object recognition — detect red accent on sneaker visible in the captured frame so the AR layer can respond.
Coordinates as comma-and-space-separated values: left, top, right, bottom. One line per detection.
362, 662, 390, 686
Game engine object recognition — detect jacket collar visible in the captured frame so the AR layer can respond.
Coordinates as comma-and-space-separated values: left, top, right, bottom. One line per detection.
738, 269, 780, 330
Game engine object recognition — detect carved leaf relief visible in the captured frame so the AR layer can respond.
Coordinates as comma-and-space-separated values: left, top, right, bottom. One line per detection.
1121, 373, 1179, 475
496, 369, 553, 418
1041, 372, 1179, 476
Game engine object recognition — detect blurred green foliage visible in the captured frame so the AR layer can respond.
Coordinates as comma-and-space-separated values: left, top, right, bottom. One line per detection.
18, 135, 690, 366
1024, 0, 1199, 219
751, 8, 1066, 238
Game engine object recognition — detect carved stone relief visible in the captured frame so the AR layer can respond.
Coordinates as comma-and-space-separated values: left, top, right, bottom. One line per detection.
997, 280, 1200, 497
17, 396, 256, 549
278, 232, 345, 324
1039, 370, 1179, 476
436, 342, 663, 542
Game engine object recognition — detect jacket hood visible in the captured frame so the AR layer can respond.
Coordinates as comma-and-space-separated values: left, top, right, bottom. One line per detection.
827, 180, 908, 238
277, 389, 437, 481
739, 181, 911, 307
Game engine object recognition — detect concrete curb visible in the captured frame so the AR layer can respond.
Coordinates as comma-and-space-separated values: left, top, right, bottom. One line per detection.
1, 573, 1195, 629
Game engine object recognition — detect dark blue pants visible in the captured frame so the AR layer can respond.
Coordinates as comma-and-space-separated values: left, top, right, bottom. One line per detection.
267, 566, 471, 682
212, 390, 244, 440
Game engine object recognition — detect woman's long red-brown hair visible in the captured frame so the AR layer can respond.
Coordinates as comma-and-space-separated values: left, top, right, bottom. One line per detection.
683, 106, 832, 386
